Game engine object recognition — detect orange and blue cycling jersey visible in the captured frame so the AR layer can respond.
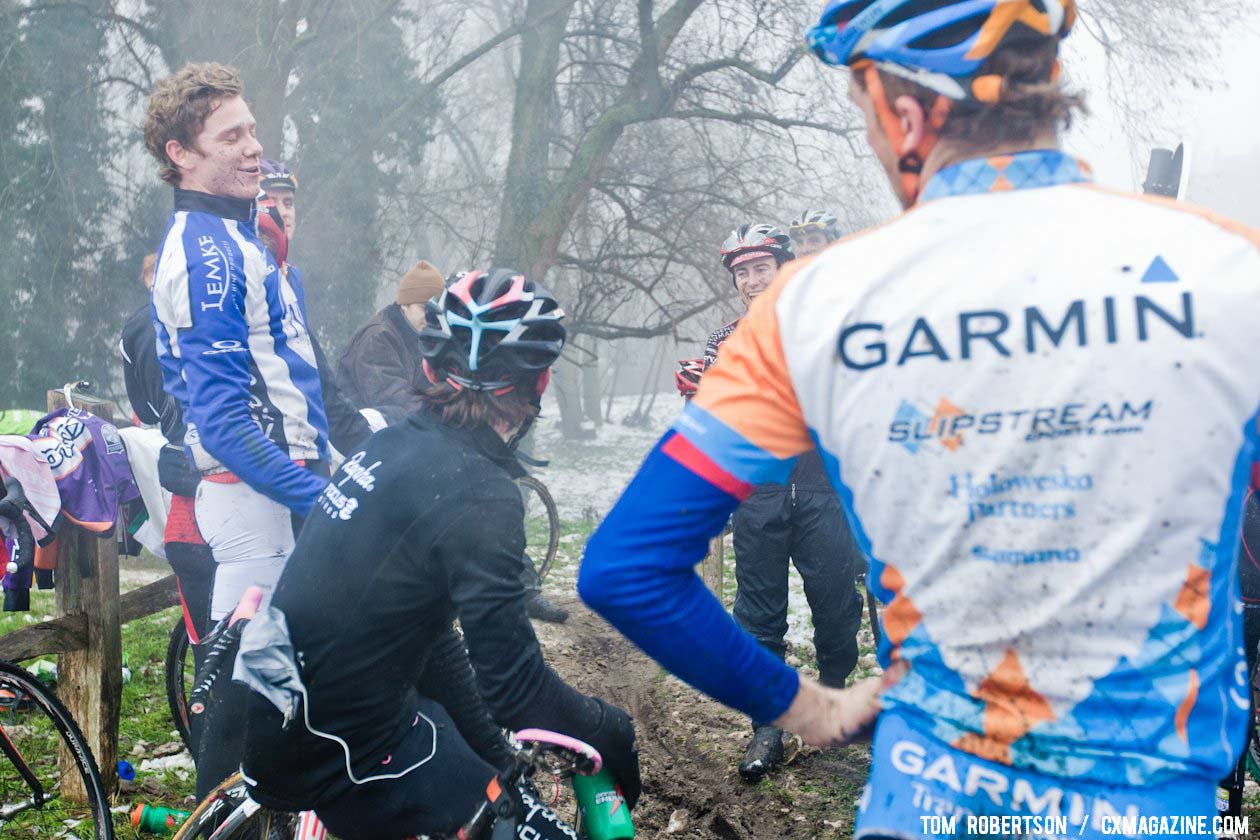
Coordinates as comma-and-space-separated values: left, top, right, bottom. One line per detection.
581, 149, 1260, 834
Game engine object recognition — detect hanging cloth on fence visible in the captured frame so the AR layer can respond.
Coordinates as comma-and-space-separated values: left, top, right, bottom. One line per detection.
27, 408, 140, 535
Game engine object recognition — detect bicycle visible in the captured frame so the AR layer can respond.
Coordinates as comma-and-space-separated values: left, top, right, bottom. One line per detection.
166, 617, 195, 753
174, 730, 616, 839
519, 474, 560, 583
176, 664, 620, 840
0, 477, 115, 839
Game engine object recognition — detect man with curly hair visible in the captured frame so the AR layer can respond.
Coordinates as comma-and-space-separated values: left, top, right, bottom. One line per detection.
143, 62, 345, 798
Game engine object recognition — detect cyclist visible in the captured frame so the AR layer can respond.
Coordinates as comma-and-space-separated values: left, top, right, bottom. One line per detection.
142, 62, 364, 797
581, 0, 1260, 833
787, 209, 842, 259
259, 158, 297, 240
712, 225, 864, 782
238, 268, 639, 839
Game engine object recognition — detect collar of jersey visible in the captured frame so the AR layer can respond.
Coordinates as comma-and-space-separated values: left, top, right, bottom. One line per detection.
174, 188, 256, 223
919, 149, 1092, 204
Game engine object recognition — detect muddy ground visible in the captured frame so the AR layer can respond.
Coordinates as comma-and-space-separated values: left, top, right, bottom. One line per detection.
535, 599, 871, 839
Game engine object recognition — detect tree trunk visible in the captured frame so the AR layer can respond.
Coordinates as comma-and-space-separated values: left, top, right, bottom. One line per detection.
579, 335, 603, 428
552, 356, 587, 439
494, 0, 578, 277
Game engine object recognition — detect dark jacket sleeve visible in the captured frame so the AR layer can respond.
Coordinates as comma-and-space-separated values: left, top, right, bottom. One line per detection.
335, 320, 423, 412
416, 625, 514, 770
119, 311, 163, 427
439, 495, 600, 736
310, 333, 372, 456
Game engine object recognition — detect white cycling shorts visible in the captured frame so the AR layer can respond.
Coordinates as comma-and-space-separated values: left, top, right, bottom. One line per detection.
194, 478, 296, 620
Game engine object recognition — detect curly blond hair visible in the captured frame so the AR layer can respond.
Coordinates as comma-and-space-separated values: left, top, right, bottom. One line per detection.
143, 63, 244, 187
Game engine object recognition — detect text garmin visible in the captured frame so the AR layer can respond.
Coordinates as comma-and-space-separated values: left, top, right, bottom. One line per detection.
839, 293, 1195, 371
891, 739, 1152, 832
890, 399, 1154, 448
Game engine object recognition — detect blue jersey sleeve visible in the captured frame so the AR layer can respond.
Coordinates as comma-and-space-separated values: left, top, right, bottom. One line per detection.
175, 240, 327, 514
579, 431, 800, 724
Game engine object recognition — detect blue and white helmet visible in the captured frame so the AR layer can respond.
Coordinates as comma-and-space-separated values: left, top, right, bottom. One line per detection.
807, 0, 1076, 102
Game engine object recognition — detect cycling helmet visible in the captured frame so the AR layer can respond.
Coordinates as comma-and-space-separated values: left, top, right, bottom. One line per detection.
259, 159, 297, 192
675, 358, 705, 398
720, 224, 794, 276
418, 268, 566, 392
788, 210, 841, 243
807, 0, 1076, 102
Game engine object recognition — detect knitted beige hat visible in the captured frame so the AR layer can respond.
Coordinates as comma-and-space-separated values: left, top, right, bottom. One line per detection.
396, 260, 445, 306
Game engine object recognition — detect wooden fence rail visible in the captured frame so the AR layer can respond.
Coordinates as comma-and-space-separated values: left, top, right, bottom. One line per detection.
0, 390, 180, 802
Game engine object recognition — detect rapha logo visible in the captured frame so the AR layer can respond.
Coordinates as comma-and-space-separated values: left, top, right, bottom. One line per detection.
337, 451, 382, 493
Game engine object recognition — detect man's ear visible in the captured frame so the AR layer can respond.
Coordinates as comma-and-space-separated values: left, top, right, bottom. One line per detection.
893, 94, 928, 158
165, 139, 194, 172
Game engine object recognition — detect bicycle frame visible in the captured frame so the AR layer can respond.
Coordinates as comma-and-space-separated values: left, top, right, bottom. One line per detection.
0, 721, 51, 823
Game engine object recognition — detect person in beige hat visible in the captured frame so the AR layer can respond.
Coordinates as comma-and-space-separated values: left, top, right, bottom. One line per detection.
335, 260, 445, 418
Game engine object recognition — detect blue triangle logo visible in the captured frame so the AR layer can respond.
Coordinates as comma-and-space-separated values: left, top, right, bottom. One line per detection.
1142, 255, 1179, 283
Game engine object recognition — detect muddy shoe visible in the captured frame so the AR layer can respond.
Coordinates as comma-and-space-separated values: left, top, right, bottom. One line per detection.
526, 590, 569, 624
738, 725, 785, 782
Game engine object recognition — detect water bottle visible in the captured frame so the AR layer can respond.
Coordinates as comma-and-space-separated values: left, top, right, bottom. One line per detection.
130, 803, 191, 834
571, 768, 634, 840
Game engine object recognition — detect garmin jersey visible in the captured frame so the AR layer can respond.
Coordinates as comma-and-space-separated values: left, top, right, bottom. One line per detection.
152, 189, 329, 514
582, 150, 1260, 831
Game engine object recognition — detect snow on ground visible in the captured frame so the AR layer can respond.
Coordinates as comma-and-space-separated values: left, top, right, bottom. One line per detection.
531, 392, 818, 650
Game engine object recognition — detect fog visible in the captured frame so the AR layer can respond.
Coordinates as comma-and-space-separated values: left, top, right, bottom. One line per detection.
0, 1, 1253, 436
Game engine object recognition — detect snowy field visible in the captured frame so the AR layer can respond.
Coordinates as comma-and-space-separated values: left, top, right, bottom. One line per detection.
531, 392, 821, 650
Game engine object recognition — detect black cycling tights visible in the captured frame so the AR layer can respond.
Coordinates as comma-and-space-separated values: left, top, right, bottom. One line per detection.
310, 697, 577, 840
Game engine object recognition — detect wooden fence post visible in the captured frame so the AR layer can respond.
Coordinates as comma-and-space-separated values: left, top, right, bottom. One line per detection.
47, 389, 122, 801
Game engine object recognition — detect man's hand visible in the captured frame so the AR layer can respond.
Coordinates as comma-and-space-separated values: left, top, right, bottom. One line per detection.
773, 660, 907, 749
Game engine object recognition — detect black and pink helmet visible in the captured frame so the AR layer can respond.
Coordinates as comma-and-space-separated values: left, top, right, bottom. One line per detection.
419, 268, 566, 391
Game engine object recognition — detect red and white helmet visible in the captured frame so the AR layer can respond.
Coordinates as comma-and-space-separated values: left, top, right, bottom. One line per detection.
675, 358, 705, 398
719, 224, 794, 277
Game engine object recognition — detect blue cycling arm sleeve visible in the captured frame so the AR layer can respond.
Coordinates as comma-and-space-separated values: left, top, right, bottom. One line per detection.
579, 432, 800, 725
176, 254, 327, 515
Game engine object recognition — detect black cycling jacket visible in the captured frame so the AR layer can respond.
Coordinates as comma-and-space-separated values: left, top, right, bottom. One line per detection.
243, 410, 600, 801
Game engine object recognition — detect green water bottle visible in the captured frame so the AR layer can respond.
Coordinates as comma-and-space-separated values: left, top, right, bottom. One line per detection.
130, 803, 191, 834
572, 768, 634, 840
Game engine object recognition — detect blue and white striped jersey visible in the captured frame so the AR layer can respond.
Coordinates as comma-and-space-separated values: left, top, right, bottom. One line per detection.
151, 189, 329, 514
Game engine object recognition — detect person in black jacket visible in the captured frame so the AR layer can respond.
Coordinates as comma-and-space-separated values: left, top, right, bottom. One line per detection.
239, 268, 639, 839
337, 259, 572, 624
712, 225, 865, 783
335, 259, 444, 423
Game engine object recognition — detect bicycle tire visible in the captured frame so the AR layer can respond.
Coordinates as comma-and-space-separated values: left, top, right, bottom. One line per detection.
166, 616, 194, 753
519, 474, 560, 582
173, 771, 297, 840
0, 660, 114, 839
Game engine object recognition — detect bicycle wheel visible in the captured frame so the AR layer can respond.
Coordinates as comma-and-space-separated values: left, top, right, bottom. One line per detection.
174, 771, 297, 840
0, 660, 113, 838
518, 475, 560, 582
166, 617, 194, 752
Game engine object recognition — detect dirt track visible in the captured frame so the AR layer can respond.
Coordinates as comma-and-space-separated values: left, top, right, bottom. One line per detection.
535, 599, 871, 839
